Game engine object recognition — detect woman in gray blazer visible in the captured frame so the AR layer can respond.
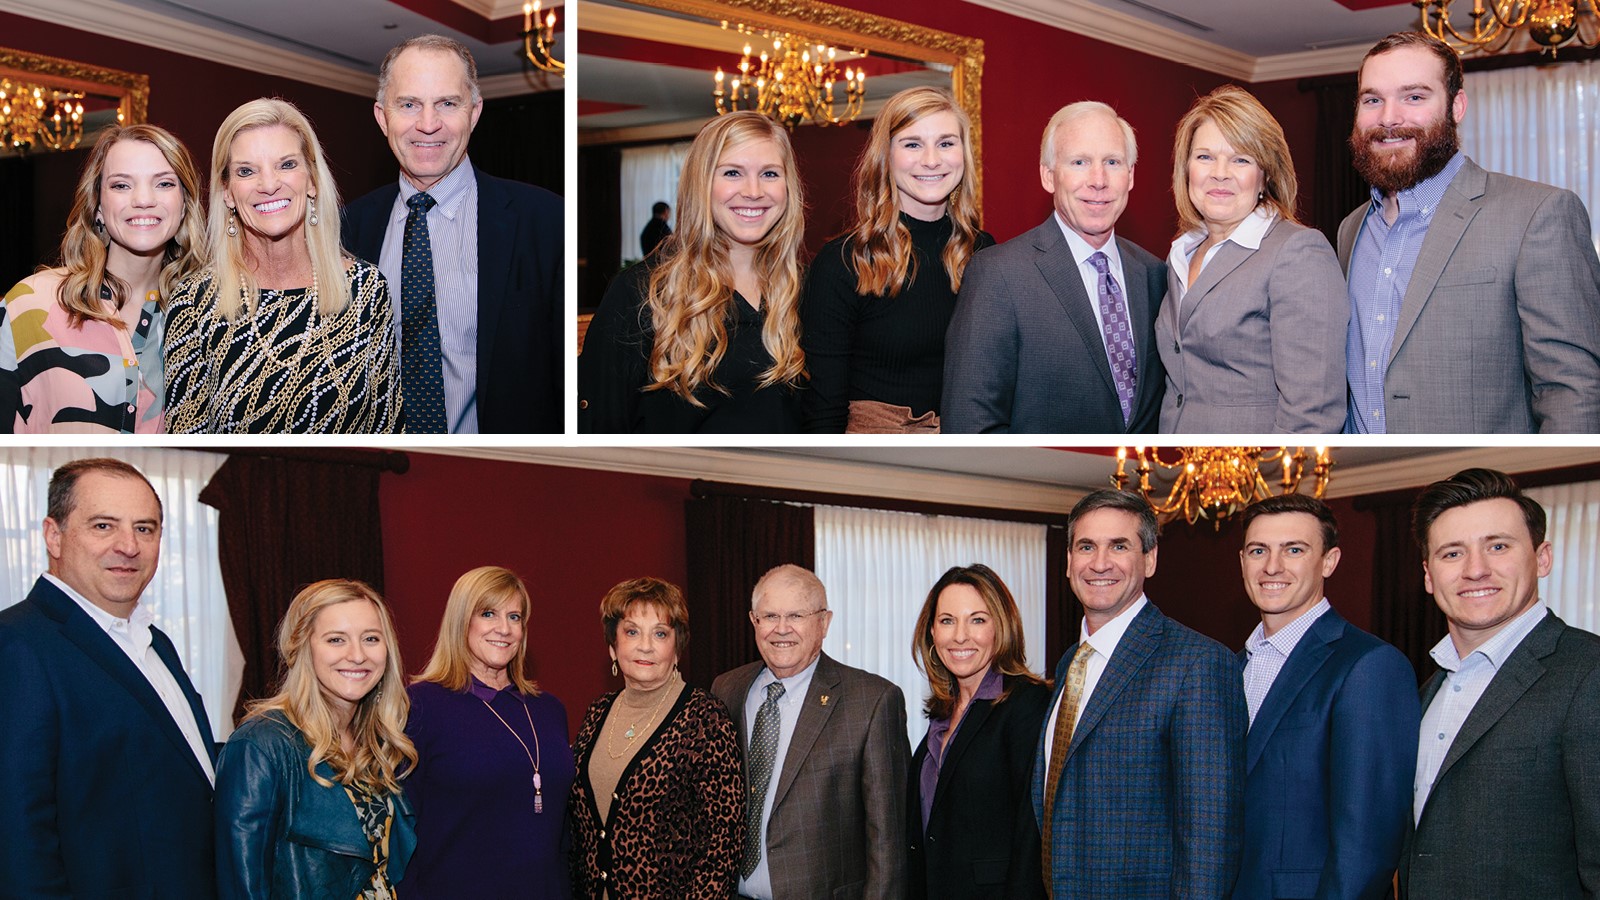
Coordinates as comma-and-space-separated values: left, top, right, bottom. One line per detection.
1157, 86, 1348, 434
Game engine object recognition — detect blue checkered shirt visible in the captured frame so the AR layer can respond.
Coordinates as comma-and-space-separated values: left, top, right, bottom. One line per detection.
1242, 598, 1330, 726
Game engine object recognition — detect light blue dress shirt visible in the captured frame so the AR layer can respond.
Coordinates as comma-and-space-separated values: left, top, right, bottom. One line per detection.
737, 654, 820, 900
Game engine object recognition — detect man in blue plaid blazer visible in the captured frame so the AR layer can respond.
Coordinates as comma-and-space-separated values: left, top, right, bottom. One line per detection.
1033, 489, 1247, 898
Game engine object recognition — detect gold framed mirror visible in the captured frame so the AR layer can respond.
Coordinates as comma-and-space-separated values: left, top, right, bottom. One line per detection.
0, 46, 149, 156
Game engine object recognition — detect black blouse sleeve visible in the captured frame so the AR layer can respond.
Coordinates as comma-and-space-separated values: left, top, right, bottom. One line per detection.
578, 264, 654, 433
799, 237, 860, 434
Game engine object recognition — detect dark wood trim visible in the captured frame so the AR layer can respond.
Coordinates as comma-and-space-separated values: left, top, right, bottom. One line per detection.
687, 479, 1072, 527
197, 447, 410, 474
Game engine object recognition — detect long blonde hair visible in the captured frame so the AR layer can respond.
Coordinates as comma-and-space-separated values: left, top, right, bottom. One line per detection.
1171, 85, 1300, 237
644, 111, 806, 404
848, 87, 982, 297
203, 98, 349, 321
414, 566, 540, 695
248, 579, 416, 794
52, 124, 205, 324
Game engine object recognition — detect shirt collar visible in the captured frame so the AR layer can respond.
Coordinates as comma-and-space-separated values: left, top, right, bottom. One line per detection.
757, 652, 821, 697
1367, 151, 1466, 220
973, 665, 1005, 701
46, 572, 154, 651
397, 155, 474, 219
1053, 212, 1122, 272
1175, 206, 1277, 257
1246, 597, 1330, 658
1080, 594, 1147, 659
1429, 599, 1548, 673
467, 673, 516, 702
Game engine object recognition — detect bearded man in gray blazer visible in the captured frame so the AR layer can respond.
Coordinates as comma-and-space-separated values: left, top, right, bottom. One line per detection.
1339, 31, 1600, 434
1403, 468, 1600, 899
942, 101, 1166, 434
712, 564, 910, 900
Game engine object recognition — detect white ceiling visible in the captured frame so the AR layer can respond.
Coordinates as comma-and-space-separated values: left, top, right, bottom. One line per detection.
0, 0, 564, 98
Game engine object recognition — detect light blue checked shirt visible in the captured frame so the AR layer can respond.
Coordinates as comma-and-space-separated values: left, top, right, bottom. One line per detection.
1242, 598, 1330, 727
1413, 600, 1548, 824
1344, 152, 1467, 433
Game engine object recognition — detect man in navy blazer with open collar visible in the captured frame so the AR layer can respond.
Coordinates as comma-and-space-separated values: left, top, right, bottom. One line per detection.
943, 101, 1166, 434
0, 458, 218, 897
343, 35, 564, 434
1034, 489, 1245, 899
1233, 495, 1419, 900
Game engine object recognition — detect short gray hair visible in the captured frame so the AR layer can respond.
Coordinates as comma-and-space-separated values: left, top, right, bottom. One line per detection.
1040, 100, 1138, 169
376, 34, 481, 106
751, 564, 827, 610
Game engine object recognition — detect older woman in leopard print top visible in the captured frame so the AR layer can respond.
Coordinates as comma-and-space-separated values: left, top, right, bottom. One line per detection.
568, 577, 745, 899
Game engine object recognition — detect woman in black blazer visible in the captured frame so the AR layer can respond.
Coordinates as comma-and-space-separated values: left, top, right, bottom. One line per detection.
907, 564, 1052, 900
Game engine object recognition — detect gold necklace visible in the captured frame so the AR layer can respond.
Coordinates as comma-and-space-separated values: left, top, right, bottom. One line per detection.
605, 681, 674, 760
477, 693, 544, 814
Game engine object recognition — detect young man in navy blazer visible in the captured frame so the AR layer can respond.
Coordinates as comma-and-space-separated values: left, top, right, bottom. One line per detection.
0, 458, 218, 897
1234, 494, 1419, 900
343, 34, 564, 434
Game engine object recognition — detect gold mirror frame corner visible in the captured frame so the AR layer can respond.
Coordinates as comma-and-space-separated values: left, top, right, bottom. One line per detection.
614, 0, 985, 207
0, 45, 150, 130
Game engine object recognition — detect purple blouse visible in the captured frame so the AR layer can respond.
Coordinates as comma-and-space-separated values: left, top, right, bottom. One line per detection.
919, 666, 1004, 830
404, 678, 575, 898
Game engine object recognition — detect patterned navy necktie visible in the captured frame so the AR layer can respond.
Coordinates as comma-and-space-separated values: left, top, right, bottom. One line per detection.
1090, 251, 1137, 425
401, 192, 447, 433
742, 680, 785, 876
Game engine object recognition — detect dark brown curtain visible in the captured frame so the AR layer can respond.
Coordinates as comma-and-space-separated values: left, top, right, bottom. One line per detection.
1359, 490, 1440, 686
577, 143, 623, 312
1043, 524, 1075, 675
682, 493, 814, 689
1302, 74, 1369, 247
474, 91, 564, 196
201, 450, 404, 724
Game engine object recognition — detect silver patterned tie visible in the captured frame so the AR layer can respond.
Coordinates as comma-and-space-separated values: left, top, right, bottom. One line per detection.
1090, 250, 1137, 425
742, 680, 785, 876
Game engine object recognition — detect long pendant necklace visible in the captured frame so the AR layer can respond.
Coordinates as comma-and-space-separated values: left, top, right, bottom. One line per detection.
605, 681, 673, 760
479, 695, 544, 813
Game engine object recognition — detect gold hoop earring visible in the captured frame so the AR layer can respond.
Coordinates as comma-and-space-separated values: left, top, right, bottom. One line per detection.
611, 660, 618, 677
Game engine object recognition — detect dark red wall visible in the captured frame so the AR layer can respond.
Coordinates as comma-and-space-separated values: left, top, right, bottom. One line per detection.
378, 454, 692, 735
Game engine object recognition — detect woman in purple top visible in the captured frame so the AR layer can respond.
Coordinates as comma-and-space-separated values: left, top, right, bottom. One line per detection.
907, 564, 1053, 900
404, 566, 575, 898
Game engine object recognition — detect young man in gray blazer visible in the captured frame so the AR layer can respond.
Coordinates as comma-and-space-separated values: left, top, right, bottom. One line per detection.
1403, 468, 1600, 899
712, 564, 910, 900
1339, 31, 1600, 434
942, 101, 1166, 434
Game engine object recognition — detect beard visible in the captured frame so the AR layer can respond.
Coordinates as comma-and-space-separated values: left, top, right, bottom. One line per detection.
1349, 111, 1460, 195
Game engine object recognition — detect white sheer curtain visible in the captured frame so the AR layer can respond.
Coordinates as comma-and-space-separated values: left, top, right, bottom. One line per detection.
0, 448, 241, 739
1461, 61, 1600, 253
1525, 479, 1600, 636
813, 505, 1050, 746
619, 141, 693, 260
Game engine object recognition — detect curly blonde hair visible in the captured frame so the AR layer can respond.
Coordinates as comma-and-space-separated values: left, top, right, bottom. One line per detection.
248, 579, 416, 794
644, 111, 806, 404
849, 87, 982, 297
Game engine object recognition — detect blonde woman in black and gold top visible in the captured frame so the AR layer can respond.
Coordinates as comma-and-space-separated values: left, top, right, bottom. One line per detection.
163, 98, 401, 433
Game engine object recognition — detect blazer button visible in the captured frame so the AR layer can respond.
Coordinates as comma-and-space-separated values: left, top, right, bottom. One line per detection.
1172, 341, 1180, 353
1176, 394, 1184, 407
580, 399, 589, 409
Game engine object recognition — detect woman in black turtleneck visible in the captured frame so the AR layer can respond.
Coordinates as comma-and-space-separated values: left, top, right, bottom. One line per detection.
801, 86, 994, 433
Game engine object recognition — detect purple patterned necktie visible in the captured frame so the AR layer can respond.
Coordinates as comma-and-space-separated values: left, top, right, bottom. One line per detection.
1090, 251, 1136, 424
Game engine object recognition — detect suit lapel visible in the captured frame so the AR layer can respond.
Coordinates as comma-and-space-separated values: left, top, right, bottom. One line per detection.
1116, 236, 1162, 426
1432, 612, 1557, 788
1391, 161, 1485, 364
150, 627, 217, 766
474, 166, 512, 411
927, 694, 996, 825
1067, 603, 1161, 760
1034, 221, 1118, 398
724, 663, 759, 753
772, 654, 841, 809
1245, 609, 1345, 774
1179, 241, 1252, 331
34, 579, 212, 782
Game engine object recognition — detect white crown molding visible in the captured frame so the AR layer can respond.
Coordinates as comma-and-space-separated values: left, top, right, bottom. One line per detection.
1324, 446, 1600, 498
1250, 44, 1368, 82
0, 0, 377, 96
415, 447, 1086, 514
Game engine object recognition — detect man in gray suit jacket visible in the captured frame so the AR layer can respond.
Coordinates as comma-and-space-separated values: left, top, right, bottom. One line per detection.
1339, 31, 1600, 434
712, 564, 910, 900
1403, 468, 1600, 899
942, 101, 1166, 433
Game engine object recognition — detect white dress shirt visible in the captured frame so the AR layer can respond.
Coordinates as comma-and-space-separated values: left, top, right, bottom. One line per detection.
737, 653, 821, 900
1042, 595, 1148, 762
47, 574, 215, 784
1167, 206, 1277, 308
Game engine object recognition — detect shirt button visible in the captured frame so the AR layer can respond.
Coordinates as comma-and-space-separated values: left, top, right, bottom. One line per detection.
1384, 267, 1393, 276
1376, 314, 1385, 323
1375, 409, 1384, 418
127, 404, 136, 412
1452, 684, 1461, 692
1369, 360, 1378, 369
1438, 732, 1446, 739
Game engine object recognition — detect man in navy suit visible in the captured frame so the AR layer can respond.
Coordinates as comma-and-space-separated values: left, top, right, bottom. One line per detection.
0, 458, 217, 897
343, 34, 563, 434
1035, 489, 1246, 898
1234, 494, 1419, 900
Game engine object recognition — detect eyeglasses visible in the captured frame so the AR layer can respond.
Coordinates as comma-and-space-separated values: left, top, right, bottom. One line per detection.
750, 609, 829, 627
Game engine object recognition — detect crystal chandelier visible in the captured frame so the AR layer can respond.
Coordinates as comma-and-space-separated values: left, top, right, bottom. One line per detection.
1416, 0, 1599, 56
1112, 446, 1334, 527
0, 76, 86, 154
521, 1, 564, 76
713, 28, 866, 128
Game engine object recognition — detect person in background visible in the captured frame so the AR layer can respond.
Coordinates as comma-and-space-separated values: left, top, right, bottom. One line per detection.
1, 124, 204, 433
908, 564, 1050, 899
215, 579, 417, 899
801, 86, 994, 433
642, 201, 672, 257
568, 577, 745, 897
163, 98, 401, 433
405, 566, 574, 898
344, 34, 564, 434
1158, 85, 1347, 433
579, 111, 807, 433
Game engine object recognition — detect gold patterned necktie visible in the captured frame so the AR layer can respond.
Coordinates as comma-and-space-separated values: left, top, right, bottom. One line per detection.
1041, 641, 1096, 888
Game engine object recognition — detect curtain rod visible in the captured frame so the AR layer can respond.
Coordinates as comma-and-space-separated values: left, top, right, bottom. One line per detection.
196, 447, 410, 474
688, 479, 1070, 527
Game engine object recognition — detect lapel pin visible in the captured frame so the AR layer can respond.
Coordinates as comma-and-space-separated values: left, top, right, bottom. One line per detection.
820, 695, 830, 706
